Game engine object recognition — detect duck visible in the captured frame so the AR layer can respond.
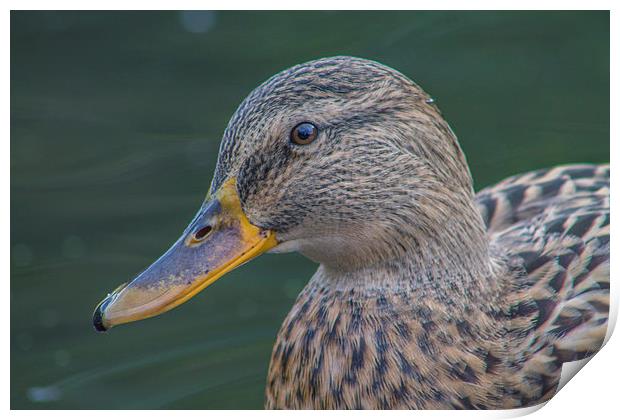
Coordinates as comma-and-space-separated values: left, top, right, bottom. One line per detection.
92, 56, 610, 409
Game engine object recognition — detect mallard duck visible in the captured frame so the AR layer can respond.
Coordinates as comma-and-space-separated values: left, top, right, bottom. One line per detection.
93, 56, 609, 409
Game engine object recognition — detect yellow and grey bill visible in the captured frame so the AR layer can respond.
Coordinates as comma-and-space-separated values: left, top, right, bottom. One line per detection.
92, 178, 277, 332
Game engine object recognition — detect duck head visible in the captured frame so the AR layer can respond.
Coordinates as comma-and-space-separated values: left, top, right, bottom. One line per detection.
93, 56, 486, 332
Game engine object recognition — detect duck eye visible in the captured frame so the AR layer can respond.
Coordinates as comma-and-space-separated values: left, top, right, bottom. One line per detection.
290, 122, 318, 145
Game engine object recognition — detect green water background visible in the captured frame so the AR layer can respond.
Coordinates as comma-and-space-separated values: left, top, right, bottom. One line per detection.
11, 11, 609, 409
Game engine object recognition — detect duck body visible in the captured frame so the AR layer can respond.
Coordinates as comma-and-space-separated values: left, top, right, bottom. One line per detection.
94, 56, 609, 410
267, 164, 609, 409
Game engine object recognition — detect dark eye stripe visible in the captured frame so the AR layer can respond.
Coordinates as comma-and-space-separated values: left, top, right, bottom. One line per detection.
290, 122, 318, 145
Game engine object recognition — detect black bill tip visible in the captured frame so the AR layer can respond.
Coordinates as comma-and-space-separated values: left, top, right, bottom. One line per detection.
92, 298, 110, 333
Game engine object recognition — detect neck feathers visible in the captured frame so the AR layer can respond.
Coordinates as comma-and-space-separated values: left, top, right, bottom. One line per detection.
266, 261, 512, 409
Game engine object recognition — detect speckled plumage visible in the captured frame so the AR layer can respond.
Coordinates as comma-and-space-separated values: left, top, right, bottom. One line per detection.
209, 57, 609, 409
265, 163, 609, 409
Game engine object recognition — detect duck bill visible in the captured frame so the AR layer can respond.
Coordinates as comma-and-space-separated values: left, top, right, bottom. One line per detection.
92, 178, 277, 332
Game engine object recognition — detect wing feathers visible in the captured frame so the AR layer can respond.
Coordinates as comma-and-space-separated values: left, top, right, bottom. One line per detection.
475, 163, 609, 403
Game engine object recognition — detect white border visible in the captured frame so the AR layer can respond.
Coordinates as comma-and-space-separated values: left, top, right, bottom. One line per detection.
5, 2, 617, 419
2, 0, 619, 10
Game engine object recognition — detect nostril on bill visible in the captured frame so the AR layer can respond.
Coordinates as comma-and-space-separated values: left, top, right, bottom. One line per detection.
193, 225, 213, 241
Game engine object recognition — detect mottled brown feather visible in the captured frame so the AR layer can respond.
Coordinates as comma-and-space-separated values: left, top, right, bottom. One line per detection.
266, 164, 609, 409
202, 56, 609, 409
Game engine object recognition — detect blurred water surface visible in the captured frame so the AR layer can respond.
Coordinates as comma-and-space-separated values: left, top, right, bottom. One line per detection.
11, 11, 609, 409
